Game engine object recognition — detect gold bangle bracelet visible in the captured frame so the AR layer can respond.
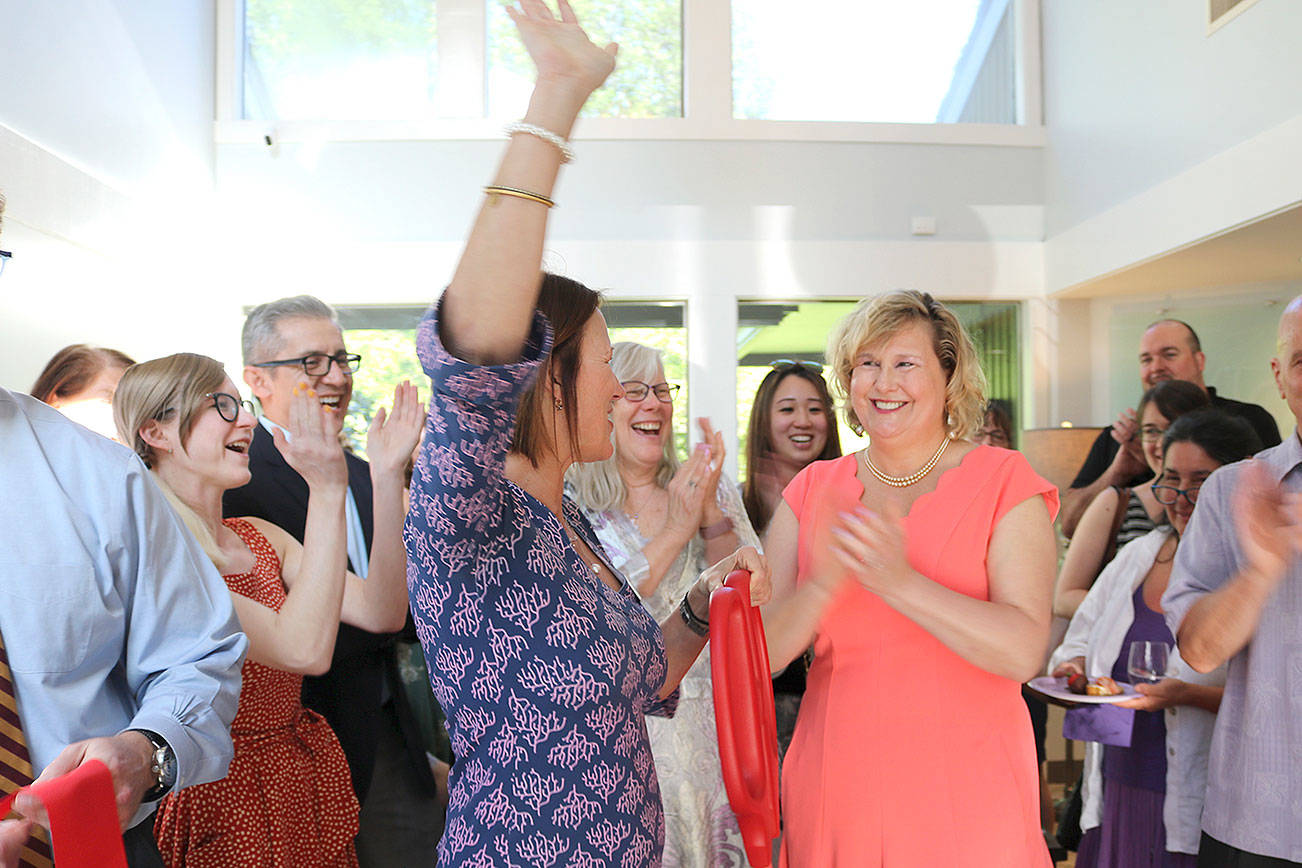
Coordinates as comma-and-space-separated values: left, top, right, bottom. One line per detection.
483, 185, 555, 208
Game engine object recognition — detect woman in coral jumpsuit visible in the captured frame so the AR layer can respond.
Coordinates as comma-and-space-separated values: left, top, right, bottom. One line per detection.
761, 292, 1059, 867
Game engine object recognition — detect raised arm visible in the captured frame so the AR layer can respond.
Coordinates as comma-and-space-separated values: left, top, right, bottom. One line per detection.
1173, 462, 1302, 672
233, 385, 351, 675
338, 381, 425, 632
1053, 486, 1123, 618
441, 0, 616, 365
1060, 410, 1146, 538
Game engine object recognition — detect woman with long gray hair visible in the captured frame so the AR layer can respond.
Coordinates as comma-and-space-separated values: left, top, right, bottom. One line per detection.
567, 340, 759, 867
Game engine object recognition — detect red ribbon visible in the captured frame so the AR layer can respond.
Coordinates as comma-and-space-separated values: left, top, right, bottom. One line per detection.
0, 760, 128, 868
710, 570, 781, 868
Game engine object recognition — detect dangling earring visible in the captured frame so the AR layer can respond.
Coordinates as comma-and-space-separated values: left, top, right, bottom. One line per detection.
554, 398, 564, 411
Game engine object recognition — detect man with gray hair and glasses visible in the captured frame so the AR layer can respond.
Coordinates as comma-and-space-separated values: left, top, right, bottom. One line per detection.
224, 296, 444, 865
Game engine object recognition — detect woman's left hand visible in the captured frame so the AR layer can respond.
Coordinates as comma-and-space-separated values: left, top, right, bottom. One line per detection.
696, 417, 727, 524
1116, 678, 1187, 711
366, 381, 426, 477
694, 545, 771, 607
829, 503, 911, 594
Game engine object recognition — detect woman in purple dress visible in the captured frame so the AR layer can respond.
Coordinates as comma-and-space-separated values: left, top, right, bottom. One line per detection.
402, 3, 768, 866
1050, 410, 1259, 867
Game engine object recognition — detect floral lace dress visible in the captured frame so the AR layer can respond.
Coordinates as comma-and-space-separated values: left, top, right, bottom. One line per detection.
580, 477, 758, 868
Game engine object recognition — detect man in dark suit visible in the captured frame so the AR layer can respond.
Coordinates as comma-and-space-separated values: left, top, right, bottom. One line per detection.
224, 295, 443, 867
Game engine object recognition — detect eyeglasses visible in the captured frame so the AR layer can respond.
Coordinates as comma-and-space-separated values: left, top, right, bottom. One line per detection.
251, 352, 361, 377
0, 250, 11, 279
771, 359, 823, 373
1140, 425, 1166, 443
1151, 483, 1201, 506
621, 380, 680, 403
975, 427, 1011, 446
205, 392, 256, 423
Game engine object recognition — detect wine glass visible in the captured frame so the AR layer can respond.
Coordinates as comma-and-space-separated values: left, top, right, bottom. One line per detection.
1127, 641, 1170, 684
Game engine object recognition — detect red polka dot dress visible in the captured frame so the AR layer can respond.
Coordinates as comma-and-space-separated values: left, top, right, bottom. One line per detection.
154, 518, 360, 867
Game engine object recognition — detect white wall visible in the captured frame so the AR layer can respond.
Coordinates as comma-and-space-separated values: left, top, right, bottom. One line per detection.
1041, 0, 1302, 292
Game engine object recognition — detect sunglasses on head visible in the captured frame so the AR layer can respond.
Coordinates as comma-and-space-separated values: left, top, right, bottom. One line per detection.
770, 359, 823, 374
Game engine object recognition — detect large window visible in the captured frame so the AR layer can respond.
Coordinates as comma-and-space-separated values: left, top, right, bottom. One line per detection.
733, 0, 1019, 123
243, 0, 683, 121
229, 0, 1036, 137
337, 301, 687, 456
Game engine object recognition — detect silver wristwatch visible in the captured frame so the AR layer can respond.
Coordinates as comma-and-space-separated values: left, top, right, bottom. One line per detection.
130, 729, 177, 801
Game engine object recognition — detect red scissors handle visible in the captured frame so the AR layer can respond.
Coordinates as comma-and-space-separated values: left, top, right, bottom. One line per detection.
710, 569, 780, 867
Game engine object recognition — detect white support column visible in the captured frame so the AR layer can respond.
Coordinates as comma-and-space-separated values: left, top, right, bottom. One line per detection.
687, 286, 741, 481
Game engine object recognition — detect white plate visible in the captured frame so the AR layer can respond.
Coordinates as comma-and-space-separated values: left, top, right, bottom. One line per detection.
1026, 675, 1139, 706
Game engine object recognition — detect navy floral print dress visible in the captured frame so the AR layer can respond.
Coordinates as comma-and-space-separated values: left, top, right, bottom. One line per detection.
405, 304, 677, 868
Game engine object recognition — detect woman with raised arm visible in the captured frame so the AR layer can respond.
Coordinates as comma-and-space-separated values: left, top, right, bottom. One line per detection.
113, 354, 421, 867
760, 291, 1060, 867
403, 3, 768, 866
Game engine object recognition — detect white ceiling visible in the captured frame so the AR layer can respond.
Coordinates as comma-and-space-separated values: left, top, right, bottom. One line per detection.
1055, 203, 1302, 299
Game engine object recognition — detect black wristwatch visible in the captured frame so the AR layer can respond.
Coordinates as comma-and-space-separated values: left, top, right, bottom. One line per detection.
129, 729, 177, 801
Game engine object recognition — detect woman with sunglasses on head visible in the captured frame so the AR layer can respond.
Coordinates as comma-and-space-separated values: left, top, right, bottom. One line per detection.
740, 359, 841, 780
760, 291, 1060, 866
1049, 410, 1258, 867
741, 360, 842, 538
568, 341, 760, 868
404, 3, 768, 865
112, 353, 422, 867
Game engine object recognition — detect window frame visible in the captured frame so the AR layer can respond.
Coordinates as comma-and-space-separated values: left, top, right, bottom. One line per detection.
216, 0, 1044, 147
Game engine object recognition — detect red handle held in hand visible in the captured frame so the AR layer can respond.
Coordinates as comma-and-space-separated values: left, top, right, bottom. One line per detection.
0, 760, 128, 868
710, 569, 780, 868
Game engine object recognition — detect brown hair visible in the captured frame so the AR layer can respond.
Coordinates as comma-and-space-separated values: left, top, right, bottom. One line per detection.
511, 273, 602, 467
31, 344, 136, 405
825, 290, 987, 439
742, 365, 842, 532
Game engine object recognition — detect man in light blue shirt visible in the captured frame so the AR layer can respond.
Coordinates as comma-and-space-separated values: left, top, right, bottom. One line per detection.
1164, 295, 1302, 866
0, 386, 247, 865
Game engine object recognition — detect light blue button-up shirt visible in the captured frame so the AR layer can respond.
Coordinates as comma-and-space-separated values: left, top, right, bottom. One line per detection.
0, 388, 247, 828
1164, 430, 1302, 861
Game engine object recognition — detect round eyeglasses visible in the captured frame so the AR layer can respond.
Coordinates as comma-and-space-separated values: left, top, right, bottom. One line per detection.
620, 381, 680, 403
206, 392, 256, 423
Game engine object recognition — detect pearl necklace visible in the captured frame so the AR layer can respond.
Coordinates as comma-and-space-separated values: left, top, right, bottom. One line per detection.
562, 524, 603, 576
862, 437, 951, 488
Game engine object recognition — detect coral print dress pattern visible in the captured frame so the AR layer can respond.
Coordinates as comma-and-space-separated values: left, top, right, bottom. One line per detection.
405, 305, 678, 868
153, 518, 359, 868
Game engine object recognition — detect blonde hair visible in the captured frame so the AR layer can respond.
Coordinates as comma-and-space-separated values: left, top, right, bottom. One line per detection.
566, 342, 679, 513
114, 353, 231, 571
825, 291, 987, 440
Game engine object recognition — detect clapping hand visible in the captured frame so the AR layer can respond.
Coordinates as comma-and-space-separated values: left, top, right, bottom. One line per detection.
1233, 459, 1302, 587
664, 429, 721, 540
828, 501, 912, 595
366, 381, 426, 478
507, 0, 618, 98
1109, 407, 1148, 478
273, 382, 348, 490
